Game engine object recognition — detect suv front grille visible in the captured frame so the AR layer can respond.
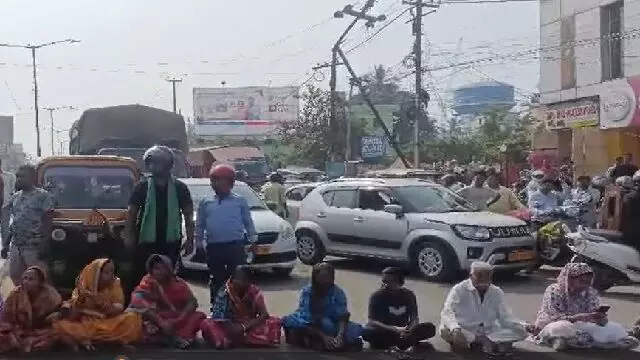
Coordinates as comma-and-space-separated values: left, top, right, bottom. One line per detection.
489, 226, 530, 238
256, 232, 279, 244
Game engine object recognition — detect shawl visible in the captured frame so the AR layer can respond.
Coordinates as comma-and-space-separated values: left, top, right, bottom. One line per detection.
210, 280, 263, 321
65, 258, 124, 319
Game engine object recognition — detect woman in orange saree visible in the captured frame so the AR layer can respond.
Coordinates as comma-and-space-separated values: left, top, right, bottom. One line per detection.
127, 254, 205, 349
200, 266, 282, 349
0, 266, 62, 353
54, 258, 142, 351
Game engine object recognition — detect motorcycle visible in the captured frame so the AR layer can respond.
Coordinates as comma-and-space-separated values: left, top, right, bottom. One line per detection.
567, 226, 640, 292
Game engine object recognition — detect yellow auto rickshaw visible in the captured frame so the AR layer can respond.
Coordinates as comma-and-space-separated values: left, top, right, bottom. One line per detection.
37, 155, 140, 297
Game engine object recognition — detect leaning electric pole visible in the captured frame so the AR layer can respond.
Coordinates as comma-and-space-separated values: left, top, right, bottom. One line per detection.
403, 0, 438, 167
167, 78, 182, 113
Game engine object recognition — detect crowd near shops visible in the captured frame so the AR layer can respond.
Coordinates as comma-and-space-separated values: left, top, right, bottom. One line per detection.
0, 146, 640, 357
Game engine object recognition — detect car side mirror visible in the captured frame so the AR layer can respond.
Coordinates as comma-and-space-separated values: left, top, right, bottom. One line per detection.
384, 204, 404, 216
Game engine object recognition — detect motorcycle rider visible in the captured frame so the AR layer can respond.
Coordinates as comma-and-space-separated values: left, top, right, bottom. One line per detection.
261, 172, 288, 218
523, 170, 545, 204
570, 175, 601, 228
620, 171, 640, 253
528, 177, 561, 228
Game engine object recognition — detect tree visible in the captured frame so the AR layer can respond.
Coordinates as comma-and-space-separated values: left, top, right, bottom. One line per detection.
358, 65, 400, 105
276, 85, 344, 169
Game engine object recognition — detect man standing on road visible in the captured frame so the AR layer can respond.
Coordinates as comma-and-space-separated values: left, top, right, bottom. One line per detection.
186, 164, 257, 312
456, 169, 496, 210
125, 146, 194, 291
261, 172, 287, 218
0, 165, 54, 285
485, 171, 525, 214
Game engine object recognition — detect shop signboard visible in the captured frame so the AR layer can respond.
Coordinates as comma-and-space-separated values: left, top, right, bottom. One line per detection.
193, 86, 300, 137
544, 97, 599, 130
361, 135, 388, 160
599, 76, 640, 129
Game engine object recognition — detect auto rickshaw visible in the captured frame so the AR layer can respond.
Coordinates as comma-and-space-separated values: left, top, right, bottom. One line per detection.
36, 155, 140, 298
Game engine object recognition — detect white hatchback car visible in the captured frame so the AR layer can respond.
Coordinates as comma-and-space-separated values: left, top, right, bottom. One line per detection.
179, 178, 297, 276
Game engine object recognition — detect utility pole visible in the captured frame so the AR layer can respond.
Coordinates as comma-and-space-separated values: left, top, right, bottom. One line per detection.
0, 39, 80, 157
167, 78, 182, 113
43, 106, 75, 155
404, 0, 438, 167
345, 79, 356, 161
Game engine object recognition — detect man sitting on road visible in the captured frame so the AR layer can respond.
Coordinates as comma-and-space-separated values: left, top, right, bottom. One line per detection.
440, 261, 530, 357
456, 169, 496, 210
362, 267, 435, 352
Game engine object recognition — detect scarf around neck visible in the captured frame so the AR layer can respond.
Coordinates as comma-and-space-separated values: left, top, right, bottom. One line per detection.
139, 177, 181, 244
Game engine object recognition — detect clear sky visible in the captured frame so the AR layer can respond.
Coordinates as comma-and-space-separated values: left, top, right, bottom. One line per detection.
0, 0, 539, 156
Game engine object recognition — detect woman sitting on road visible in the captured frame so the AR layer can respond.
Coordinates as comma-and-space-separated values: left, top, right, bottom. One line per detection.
532, 262, 638, 351
54, 258, 142, 351
282, 262, 363, 351
200, 266, 282, 349
0, 266, 62, 353
128, 254, 206, 349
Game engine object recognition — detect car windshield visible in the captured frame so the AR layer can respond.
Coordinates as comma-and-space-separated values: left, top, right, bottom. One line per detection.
43, 166, 136, 209
187, 183, 267, 210
235, 161, 270, 178
392, 185, 478, 213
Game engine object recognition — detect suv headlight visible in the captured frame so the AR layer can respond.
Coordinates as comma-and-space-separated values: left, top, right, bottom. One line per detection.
452, 225, 491, 241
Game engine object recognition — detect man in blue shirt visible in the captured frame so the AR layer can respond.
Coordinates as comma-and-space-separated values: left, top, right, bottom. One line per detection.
528, 177, 561, 223
186, 164, 258, 311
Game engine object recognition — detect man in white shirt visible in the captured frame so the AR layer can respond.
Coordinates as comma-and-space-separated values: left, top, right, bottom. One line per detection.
439, 262, 530, 355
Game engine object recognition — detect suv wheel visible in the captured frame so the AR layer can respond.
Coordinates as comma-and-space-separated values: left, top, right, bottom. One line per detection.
413, 241, 457, 282
296, 230, 326, 265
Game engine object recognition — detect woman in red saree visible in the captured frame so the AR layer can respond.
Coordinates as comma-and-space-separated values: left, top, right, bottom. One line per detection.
127, 254, 205, 349
200, 266, 282, 349
0, 266, 62, 353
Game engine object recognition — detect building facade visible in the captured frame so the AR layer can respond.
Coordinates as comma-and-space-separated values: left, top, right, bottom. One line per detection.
539, 0, 640, 176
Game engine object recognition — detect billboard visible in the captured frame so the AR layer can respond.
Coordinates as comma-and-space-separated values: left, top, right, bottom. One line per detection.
361, 135, 389, 160
193, 86, 300, 136
0, 116, 14, 145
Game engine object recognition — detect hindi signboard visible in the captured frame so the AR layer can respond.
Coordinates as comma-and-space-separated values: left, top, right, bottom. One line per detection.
193, 86, 300, 137
361, 136, 388, 159
544, 96, 599, 130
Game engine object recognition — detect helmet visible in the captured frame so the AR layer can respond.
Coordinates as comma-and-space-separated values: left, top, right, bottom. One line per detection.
209, 164, 236, 181
633, 169, 640, 182
616, 175, 634, 189
268, 172, 283, 183
532, 170, 545, 179
143, 145, 174, 171
591, 175, 609, 187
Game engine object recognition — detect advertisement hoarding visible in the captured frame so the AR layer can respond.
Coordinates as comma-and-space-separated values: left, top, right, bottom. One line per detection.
0, 116, 14, 145
543, 96, 599, 130
193, 86, 300, 137
361, 135, 388, 160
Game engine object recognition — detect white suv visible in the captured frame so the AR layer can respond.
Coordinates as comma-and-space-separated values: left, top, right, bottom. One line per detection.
294, 178, 536, 281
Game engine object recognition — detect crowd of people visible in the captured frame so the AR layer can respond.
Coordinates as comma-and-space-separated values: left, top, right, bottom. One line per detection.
0, 258, 639, 356
1, 147, 640, 356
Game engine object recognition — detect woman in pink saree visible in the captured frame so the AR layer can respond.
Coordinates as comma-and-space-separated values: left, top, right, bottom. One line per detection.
200, 266, 281, 349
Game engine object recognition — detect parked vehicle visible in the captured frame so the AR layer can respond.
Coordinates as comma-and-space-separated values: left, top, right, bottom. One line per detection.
294, 178, 536, 281
568, 226, 640, 292
38, 155, 140, 298
285, 182, 322, 225
69, 104, 189, 177
178, 178, 297, 277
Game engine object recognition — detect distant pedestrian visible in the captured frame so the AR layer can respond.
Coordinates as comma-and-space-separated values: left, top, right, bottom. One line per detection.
610, 153, 638, 180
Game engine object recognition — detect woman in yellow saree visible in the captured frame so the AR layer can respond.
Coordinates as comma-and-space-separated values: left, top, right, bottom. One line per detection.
54, 258, 142, 351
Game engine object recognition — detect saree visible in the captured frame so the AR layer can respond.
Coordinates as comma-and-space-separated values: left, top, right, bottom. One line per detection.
53, 258, 142, 345
128, 255, 205, 345
282, 284, 362, 350
200, 280, 281, 348
0, 266, 62, 353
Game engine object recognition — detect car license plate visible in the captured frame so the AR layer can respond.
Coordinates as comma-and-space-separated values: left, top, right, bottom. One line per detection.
87, 233, 98, 243
247, 245, 271, 255
508, 250, 534, 262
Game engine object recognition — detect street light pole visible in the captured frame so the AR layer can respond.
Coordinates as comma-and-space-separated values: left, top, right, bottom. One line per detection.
0, 39, 80, 157
43, 106, 76, 156
167, 78, 183, 113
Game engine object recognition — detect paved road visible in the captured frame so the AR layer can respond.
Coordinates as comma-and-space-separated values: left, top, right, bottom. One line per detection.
183, 258, 640, 353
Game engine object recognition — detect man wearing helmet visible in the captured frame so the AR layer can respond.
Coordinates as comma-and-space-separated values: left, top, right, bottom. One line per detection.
190, 164, 258, 311
125, 145, 194, 289
261, 172, 287, 218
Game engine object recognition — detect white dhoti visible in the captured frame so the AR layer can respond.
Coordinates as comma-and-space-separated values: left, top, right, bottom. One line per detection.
538, 320, 637, 349
440, 324, 527, 345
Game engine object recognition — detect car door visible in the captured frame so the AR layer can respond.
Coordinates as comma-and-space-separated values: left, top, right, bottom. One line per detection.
318, 188, 359, 248
353, 188, 409, 252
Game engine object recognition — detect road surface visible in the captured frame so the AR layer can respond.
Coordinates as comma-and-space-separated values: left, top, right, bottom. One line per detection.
1, 258, 639, 359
